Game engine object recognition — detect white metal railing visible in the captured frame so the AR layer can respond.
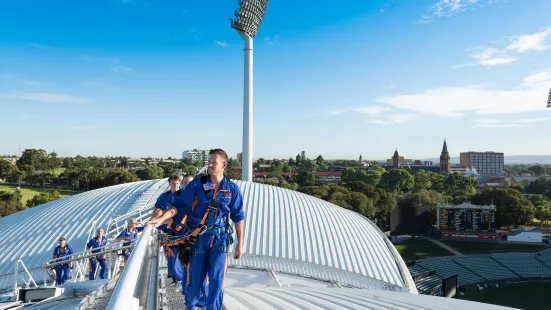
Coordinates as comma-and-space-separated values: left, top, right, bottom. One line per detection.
106, 225, 159, 310
105, 207, 153, 238
197, 165, 208, 176
42, 242, 136, 287
13, 260, 38, 296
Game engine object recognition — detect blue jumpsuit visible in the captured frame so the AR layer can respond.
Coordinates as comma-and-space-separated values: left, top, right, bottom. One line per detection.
174, 175, 245, 310
118, 226, 144, 262
87, 235, 108, 280
53, 244, 74, 285
155, 190, 184, 282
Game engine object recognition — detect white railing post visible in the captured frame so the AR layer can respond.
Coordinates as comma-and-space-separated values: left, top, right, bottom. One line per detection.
106, 225, 155, 310
18, 260, 37, 288
13, 263, 18, 296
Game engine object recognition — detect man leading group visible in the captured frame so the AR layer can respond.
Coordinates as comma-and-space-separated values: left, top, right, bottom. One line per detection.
149, 148, 245, 310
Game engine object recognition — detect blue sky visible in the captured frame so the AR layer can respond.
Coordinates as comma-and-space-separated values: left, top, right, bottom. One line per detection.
1, 0, 550, 160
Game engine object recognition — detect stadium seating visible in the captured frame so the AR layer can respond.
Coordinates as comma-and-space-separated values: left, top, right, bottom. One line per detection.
492, 253, 551, 278
417, 257, 484, 286
453, 256, 519, 281
415, 274, 442, 295
413, 248, 551, 291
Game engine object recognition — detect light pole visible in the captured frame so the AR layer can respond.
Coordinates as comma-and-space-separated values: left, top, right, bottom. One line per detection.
230, 0, 269, 182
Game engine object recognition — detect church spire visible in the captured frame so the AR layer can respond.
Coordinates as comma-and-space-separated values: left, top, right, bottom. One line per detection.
440, 139, 451, 175
442, 139, 448, 153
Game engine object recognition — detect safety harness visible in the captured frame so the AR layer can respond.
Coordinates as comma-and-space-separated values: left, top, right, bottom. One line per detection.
89, 236, 107, 261
159, 176, 234, 281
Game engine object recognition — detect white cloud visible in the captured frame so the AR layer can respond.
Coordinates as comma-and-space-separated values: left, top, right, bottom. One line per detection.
451, 48, 518, 69
215, 40, 229, 48
473, 117, 549, 128
328, 105, 418, 125
371, 114, 420, 125
354, 106, 390, 115
376, 68, 551, 117
328, 105, 390, 116
453, 27, 551, 69
328, 108, 350, 116
506, 27, 551, 53
14, 92, 88, 104
264, 35, 279, 45
419, 0, 505, 23
0, 74, 49, 86
111, 65, 136, 74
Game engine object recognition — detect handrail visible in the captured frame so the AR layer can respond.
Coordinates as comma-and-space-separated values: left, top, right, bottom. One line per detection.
43, 243, 134, 269
106, 225, 157, 310
105, 209, 153, 241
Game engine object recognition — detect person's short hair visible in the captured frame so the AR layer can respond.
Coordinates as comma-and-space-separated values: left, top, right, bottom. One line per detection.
209, 148, 228, 163
59, 237, 66, 242
129, 219, 137, 225
184, 174, 194, 179
169, 175, 180, 182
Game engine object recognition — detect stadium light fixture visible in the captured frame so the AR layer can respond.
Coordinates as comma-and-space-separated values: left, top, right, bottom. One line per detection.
230, 0, 269, 182
547, 88, 551, 108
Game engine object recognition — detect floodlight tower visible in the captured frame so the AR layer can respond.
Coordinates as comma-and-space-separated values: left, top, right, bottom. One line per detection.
230, 0, 269, 182
547, 88, 551, 108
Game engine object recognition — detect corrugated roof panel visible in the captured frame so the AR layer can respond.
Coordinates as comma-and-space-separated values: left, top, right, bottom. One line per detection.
231, 181, 411, 290
0, 179, 167, 292
0, 179, 413, 294
223, 287, 518, 310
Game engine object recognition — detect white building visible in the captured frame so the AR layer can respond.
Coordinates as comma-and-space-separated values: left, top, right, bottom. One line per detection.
182, 149, 209, 162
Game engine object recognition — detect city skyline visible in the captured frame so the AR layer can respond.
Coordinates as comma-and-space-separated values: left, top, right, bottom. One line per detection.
1, 0, 550, 159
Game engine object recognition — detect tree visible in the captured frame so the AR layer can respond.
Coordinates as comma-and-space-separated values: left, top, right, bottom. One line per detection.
529, 194, 551, 225
442, 173, 477, 203
471, 188, 535, 227
0, 190, 24, 217
413, 170, 433, 191
135, 166, 164, 180
26, 190, 62, 208
528, 165, 547, 176
0, 160, 13, 179
62, 157, 73, 169
379, 169, 414, 193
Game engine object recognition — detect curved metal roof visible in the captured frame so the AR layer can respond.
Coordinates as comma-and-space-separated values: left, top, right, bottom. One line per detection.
0, 178, 414, 293
0, 179, 168, 291
223, 287, 517, 310
229, 181, 414, 292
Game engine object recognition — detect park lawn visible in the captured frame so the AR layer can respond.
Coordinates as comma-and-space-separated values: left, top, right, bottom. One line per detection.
53, 168, 66, 176
0, 184, 82, 204
440, 239, 547, 255
459, 281, 551, 310
394, 238, 454, 262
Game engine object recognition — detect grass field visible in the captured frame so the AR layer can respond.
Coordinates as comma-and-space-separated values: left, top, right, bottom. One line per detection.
53, 168, 66, 176
394, 238, 453, 262
459, 281, 551, 310
0, 184, 82, 204
441, 239, 547, 255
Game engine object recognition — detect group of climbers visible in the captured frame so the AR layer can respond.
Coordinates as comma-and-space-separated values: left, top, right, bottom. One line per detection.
51, 218, 145, 284
148, 148, 246, 310
50, 148, 244, 310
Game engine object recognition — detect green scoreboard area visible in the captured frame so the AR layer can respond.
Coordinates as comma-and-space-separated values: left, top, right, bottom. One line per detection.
437, 204, 496, 233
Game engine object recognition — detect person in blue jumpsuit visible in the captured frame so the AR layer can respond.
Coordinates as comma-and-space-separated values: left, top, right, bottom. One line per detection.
86, 227, 108, 280
153, 174, 207, 306
149, 148, 245, 310
52, 237, 74, 285
152, 174, 188, 285
116, 219, 145, 262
